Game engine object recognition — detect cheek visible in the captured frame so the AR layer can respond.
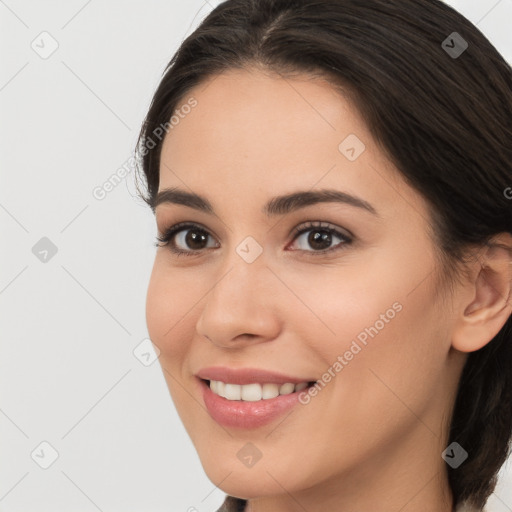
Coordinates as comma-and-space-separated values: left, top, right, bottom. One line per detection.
145, 262, 169, 344
145, 258, 196, 361
145, 261, 201, 419
289, 243, 446, 413
279, 253, 413, 360
280, 282, 446, 485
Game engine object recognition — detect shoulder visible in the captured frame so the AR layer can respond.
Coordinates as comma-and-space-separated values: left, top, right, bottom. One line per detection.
214, 496, 488, 512
215, 495, 247, 512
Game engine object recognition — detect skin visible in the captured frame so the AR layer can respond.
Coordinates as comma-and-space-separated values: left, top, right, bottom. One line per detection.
145, 67, 512, 512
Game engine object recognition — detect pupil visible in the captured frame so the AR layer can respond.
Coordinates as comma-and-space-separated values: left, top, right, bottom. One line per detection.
309, 230, 331, 250
186, 230, 208, 249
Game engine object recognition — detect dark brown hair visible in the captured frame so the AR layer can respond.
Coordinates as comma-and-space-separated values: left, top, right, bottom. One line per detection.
135, 0, 512, 508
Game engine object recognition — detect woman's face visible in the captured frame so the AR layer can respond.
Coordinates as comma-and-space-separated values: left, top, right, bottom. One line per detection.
146, 68, 464, 506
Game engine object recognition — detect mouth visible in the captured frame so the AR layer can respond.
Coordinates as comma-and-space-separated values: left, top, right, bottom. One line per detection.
198, 377, 317, 429
200, 378, 317, 401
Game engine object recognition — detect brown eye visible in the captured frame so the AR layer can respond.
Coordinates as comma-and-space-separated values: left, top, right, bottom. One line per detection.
289, 221, 353, 254
177, 228, 210, 250
156, 222, 219, 255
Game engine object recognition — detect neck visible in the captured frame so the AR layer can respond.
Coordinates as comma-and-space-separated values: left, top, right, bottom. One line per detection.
244, 425, 454, 512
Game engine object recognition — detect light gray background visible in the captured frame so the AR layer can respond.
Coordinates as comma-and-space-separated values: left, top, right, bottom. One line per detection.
1, 1, 511, 511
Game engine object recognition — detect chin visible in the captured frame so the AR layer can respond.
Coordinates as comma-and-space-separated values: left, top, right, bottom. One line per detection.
200, 451, 310, 499
206, 475, 288, 501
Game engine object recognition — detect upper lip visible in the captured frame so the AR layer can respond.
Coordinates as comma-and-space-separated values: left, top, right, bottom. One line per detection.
196, 366, 315, 385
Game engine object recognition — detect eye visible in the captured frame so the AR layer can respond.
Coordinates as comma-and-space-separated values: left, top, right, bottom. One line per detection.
155, 222, 219, 256
288, 221, 353, 254
155, 220, 353, 257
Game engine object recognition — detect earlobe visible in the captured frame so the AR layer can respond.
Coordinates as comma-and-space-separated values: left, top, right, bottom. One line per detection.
451, 234, 512, 353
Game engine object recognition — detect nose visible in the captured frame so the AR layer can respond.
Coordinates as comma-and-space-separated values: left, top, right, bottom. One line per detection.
195, 252, 281, 349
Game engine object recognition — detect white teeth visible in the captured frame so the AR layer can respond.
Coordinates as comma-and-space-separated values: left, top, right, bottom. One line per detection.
224, 383, 241, 400
262, 383, 279, 399
279, 383, 295, 395
241, 383, 261, 401
208, 380, 310, 401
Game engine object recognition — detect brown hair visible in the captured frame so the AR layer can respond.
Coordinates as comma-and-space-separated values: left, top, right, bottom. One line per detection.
135, 1, 512, 508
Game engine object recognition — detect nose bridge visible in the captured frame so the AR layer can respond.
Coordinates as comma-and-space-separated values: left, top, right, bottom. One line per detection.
213, 232, 269, 301
208, 239, 269, 315
196, 238, 280, 345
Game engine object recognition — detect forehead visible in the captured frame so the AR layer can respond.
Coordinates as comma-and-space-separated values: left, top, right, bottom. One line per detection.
158, 67, 418, 218
162, 67, 368, 161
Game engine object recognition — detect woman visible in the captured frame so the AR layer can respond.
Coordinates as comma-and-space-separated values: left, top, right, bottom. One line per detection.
135, 0, 512, 510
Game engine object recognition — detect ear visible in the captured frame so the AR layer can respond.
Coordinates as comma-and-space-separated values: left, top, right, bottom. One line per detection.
451, 233, 512, 353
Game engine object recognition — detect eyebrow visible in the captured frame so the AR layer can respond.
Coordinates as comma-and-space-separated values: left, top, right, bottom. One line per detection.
152, 187, 378, 217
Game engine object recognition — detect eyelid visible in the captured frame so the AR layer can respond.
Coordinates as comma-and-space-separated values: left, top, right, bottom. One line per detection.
290, 220, 354, 241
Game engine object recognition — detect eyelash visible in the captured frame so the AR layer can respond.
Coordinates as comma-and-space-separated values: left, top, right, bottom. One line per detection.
155, 221, 354, 257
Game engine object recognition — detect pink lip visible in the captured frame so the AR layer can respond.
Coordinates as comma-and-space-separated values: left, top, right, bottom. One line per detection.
197, 378, 310, 429
195, 366, 314, 385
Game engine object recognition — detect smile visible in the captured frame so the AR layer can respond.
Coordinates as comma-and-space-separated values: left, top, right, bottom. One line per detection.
207, 379, 313, 401
198, 378, 318, 429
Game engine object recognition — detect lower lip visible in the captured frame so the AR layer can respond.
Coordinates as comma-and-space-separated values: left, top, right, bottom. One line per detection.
198, 378, 307, 429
